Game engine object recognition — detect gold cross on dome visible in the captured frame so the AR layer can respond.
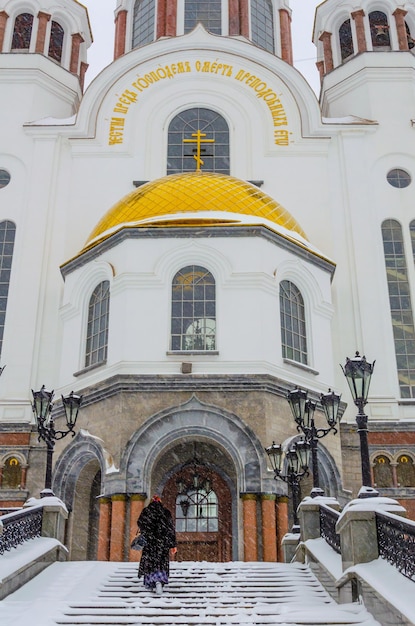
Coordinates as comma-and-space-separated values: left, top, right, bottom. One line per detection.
183, 130, 215, 172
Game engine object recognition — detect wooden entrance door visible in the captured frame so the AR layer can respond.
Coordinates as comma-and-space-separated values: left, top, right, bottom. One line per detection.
162, 466, 232, 562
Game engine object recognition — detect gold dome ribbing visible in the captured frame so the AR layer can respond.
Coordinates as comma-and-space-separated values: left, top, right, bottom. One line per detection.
83, 171, 307, 252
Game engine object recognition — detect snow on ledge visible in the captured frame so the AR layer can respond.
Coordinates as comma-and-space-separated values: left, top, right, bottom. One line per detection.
0, 537, 67, 581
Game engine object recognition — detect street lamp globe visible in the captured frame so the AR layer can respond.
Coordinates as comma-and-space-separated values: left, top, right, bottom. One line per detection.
341, 352, 375, 410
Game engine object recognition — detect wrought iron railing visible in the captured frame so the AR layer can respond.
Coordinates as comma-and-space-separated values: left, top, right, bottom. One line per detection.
0, 506, 43, 555
376, 511, 415, 581
319, 504, 341, 554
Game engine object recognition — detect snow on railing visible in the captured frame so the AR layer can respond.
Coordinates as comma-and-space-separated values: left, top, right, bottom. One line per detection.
376, 510, 415, 581
0, 505, 43, 555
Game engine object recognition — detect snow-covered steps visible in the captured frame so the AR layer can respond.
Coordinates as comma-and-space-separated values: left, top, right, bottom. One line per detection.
0, 561, 380, 626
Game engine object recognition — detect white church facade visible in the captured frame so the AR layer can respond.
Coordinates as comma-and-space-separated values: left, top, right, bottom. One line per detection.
0, 0, 414, 562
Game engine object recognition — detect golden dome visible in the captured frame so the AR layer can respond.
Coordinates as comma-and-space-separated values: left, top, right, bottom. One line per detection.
83, 172, 307, 252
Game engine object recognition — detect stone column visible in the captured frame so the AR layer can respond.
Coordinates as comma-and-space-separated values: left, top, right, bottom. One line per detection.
128, 493, 147, 562
70, 33, 84, 75
157, 0, 167, 38
393, 8, 409, 51
165, 0, 177, 37
114, 9, 127, 59
351, 10, 367, 54
319, 31, 334, 74
261, 494, 277, 561
35, 11, 51, 54
279, 9, 293, 65
239, 0, 249, 39
0, 11, 9, 52
276, 496, 289, 562
241, 493, 258, 561
110, 494, 127, 561
97, 497, 111, 561
228, 0, 240, 36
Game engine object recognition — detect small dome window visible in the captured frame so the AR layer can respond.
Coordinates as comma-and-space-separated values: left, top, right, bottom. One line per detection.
339, 19, 354, 62
0, 170, 10, 189
387, 168, 411, 188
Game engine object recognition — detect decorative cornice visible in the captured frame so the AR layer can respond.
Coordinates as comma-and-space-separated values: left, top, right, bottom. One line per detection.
60, 225, 335, 279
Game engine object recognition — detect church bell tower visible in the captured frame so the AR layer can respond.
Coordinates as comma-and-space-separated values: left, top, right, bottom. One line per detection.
313, 0, 415, 119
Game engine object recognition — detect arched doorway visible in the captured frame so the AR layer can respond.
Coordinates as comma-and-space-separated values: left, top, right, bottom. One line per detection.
162, 462, 232, 561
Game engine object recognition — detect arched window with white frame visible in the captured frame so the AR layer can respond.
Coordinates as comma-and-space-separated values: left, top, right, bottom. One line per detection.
171, 266, 216, 351
12, 13, 34, 50
85, 281, 110, 367
382, 219, 415, 398
167, 108, 230, 175
279, 280, 307, 365
369, 10, 391, 49
339, 18, 354, 61
48, 20, 64, 63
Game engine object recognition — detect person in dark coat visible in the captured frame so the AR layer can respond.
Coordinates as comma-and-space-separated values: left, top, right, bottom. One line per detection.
137, 495, 177, 595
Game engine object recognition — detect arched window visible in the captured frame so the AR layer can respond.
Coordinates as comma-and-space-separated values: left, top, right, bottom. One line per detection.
132, 0, 156, 48
0, 221, 16, 360
2, 456, 22, 489
251, 0, 274, 53
369, 11, 391, 49
167, 108, 230, 175
85, 281, 110, 367
339, 19, 354, 61
48, 21, 64, 63
382, 219, 415, 398
12, 13, 33, 50
171, 266, 216, 351
373, 455, 393, 488
397, 454, 415, 487
280, 280, 307, 365
184, 0, 222, 35
176, 488, 218, 532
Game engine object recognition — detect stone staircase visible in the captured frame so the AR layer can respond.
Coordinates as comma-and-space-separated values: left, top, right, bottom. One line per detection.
0, 561, 380, 625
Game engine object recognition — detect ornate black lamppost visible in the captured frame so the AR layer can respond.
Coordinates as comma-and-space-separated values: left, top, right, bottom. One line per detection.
341, 352, 375, 488
31, 386, 83, 491
286, 388, 342, 496
266, 439, 310, 530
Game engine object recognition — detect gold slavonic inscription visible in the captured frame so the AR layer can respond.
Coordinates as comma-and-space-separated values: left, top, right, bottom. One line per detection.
108, 60, 290, 147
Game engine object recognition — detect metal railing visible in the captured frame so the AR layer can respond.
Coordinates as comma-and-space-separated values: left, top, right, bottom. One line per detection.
0, 506, 43, 555
376, 511, 415, 581
319, 503, 341, 554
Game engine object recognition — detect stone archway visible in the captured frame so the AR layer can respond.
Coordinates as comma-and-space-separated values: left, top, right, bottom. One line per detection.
53, 431, 107, 560
122, 395, 271, 560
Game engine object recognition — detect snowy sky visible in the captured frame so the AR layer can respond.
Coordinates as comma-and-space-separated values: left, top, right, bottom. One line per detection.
81, 0, 321, 93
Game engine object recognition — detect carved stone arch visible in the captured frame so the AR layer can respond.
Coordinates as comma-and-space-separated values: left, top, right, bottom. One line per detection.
53, 430, 107, 506
0, 450, 27, 467
121, 395, 271, 495
53, 431, 108, 559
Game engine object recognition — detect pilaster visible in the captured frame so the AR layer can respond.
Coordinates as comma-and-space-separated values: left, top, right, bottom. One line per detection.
261, 493, 277, 561
241, 493, 258, 561
35, 11, 51, 54
351, 10, 367, 54
110, 493, 127, 561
